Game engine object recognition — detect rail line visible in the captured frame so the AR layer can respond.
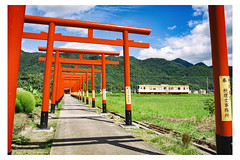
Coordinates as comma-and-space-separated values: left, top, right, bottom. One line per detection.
96, 106, 216, 155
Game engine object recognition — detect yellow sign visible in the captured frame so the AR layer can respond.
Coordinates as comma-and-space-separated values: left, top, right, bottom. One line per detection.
219, 76, 232, 121
82, 91, 84, 97
102, 89, 106, 100
125, 86, 131, 104
86, 91, 89, 97
92, 90, 95, 98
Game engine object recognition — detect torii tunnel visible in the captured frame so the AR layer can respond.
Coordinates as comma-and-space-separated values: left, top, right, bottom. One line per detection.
59, 67, 102, 106
8, 5, 232, 155
59, 67, 102, 103
39, 50, 120, 114
38, 46, 120, 112
57, 72, 97, 104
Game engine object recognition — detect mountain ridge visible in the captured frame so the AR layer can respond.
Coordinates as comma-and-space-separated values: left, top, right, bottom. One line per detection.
19, 50, 232, 90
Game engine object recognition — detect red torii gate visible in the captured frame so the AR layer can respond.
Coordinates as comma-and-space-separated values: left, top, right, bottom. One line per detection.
39, 55, 119, 113
39, 46, 119, 108
22, 15, 150, 129
63, 75, 92, 103
60, 67, 102, 104
8, 5, 232, 155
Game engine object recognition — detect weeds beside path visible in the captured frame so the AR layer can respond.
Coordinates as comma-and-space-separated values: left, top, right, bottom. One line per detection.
12, 99, 63, 155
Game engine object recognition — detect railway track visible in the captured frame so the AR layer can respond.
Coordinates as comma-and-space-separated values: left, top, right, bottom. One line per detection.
96, 106, 216, 155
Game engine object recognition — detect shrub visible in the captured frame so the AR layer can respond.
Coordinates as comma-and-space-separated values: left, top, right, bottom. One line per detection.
15, 91, 35, 113
182, 133, 191, 146
203, 99, 215, 116
15, 98, 23, 113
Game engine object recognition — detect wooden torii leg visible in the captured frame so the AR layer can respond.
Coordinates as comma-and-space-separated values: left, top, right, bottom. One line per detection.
40, 22, 55, 129
91, 65, 95, 108
8, 5, 25, 155
123, 30, 132, 125
208, 5, 232, 155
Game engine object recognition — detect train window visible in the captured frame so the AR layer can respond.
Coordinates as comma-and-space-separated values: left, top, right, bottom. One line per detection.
171, 87, 173, 90
164, 87, 167, 90
138, 86, 139, 89
144, 87, 146, 90
178, 87, 181, 90
153, 88, 156, 90
183, 87, 185, 90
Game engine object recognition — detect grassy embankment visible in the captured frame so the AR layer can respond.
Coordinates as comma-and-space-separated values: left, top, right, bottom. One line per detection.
87, 93, 215, 143
12, 99, 64, 155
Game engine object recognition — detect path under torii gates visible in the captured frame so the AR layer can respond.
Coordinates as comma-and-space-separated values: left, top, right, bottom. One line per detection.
51, 94, 164, 155
8, 5, 232, 155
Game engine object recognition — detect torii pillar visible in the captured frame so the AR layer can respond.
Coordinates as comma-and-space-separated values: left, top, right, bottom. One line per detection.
91, 64, 96, 108
50, 50, 60, 113
79, 80, 82, 101
123, 30, 132, 125
208, 5, 232, 155
8, 5, 25, 155
102, 54, 107, 113
82, 76, 85, 102
86, 71, 89, 104
40, 22, 55, 129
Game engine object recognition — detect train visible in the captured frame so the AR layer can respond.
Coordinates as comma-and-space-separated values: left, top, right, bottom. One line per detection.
137, 84, 189, 94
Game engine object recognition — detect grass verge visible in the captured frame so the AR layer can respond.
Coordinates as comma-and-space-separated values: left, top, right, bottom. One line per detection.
93, 93, 216, 143
12, 98, 64, 155
129, 128, 203, 155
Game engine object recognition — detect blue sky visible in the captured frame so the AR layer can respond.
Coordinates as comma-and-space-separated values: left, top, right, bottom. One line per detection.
22, 5, 232, 66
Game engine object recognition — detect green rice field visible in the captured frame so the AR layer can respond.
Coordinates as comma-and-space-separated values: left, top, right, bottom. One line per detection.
89, 93, 216, 143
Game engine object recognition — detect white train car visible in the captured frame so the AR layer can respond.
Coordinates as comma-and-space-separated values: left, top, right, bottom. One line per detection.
137, 84, 189, 94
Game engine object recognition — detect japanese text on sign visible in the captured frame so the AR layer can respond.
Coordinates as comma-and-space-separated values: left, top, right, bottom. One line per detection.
219, 76, 232, 121
102, 89, 106, 100
125, 86, 131, 104
92, 90, 95, 99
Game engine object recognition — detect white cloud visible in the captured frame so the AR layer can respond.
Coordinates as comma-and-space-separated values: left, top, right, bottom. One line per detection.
168, 25, 176, 30
24, 5, 95, 33
188, 20, 201, 27
120, 49, 123, 56
228, 54, 232, 66
192, 5, 208, 18
59, 42, 117, 52
21, 47, 35, 53
138, 6, 232, 66
139, 47, 176, 60
35, 5, 95, 18
65, 27, 88, 36
139, 20, 211, 64
24, 23, 48, 32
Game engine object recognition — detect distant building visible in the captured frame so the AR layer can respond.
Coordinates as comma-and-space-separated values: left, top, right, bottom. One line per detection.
199, 89, 207, 94
192, 90, 199, 94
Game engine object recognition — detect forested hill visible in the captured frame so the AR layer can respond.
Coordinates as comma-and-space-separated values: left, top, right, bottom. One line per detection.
19, 50, 232, 91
